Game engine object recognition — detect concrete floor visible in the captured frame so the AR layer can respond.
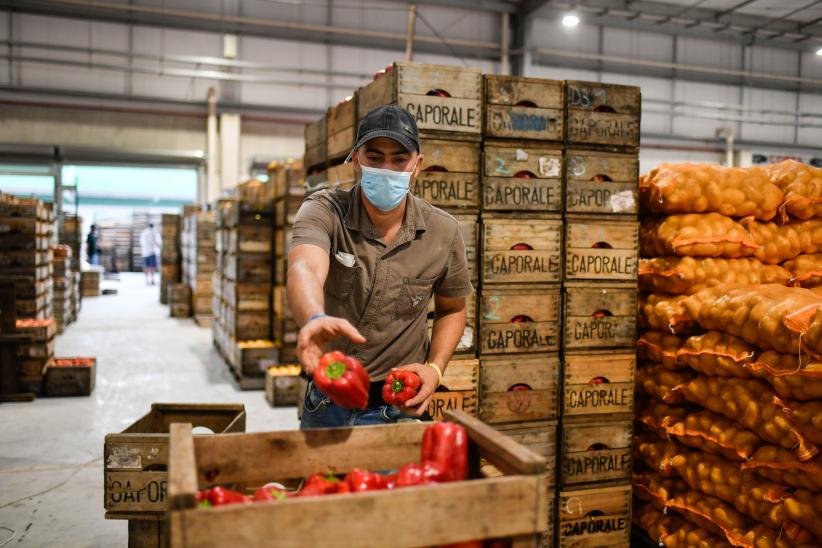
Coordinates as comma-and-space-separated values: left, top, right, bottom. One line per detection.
0, 273, 300, 547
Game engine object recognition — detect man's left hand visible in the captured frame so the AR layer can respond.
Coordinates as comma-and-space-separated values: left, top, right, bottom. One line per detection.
391, 363, 439, 417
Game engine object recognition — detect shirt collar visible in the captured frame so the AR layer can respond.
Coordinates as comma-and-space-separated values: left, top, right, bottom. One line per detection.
343, 184, 427, 240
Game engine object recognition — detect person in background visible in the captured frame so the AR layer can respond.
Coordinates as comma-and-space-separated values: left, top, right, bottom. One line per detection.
140, 223, 162, 286
86, 224, 100, 265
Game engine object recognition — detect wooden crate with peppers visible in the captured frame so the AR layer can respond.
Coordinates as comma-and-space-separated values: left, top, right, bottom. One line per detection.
104, 403, 246, 519
167, 410, 550, 547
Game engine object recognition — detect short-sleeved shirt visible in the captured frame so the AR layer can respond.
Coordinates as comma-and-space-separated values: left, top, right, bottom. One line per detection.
290, 185, 474, 380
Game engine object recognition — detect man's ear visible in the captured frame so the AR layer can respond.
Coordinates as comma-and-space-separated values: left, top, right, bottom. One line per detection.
413, 153, 424, 177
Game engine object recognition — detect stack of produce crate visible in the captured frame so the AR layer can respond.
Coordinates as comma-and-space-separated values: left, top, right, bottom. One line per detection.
476, 74, 565, 546
633, 161, 822, 547
553, 80, 640, 548
160, 213, 181, 305
212, 195, 276, 390
59, 214, 82, 270
181, 208, 216, 326
52, 244, 74, 333
80, 269, 101, 297
97, 220, 131, 273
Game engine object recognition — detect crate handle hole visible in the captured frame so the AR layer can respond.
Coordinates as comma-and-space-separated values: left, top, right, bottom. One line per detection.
585, 509, 606, 518
510, 315, 533, 324
422, 165, 449, 173
514, 100, 538, 108
426, 89, 452, 97
588, 376, 610, 385
594, 105, 616, 113
591, 174, 613, 182
507, 383, 532, 391
513, 170, 537, 179
592, 242, 613, 249
592, 309, 613, 318
509, 243, 533, 251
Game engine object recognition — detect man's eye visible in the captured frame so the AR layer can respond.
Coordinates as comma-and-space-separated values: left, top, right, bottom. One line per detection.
366, 156, 381, 162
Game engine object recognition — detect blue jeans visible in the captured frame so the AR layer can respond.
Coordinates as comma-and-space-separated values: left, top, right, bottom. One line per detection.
300, 382, 420, 429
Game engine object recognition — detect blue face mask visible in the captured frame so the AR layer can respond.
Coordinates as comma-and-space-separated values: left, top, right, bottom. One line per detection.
359, 163, 416, 212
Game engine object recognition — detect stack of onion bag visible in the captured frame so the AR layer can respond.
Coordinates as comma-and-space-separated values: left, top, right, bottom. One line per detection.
635, 161, 822, 547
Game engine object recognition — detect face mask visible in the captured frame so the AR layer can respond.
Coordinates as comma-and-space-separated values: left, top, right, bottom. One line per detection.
359, 162, 416, 212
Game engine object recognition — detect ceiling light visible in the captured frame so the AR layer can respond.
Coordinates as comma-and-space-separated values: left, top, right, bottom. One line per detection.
817, 46, 822, 56
562, 14, 580, 27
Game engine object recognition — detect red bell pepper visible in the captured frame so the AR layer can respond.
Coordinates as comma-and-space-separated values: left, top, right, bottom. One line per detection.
382, 370, 421, 406
393, 461, 443, 488
298, 473, 344, 497
421, 422, 468, 483
345, 468, 386, 492
205, 486, 250, 506
314, 351, 369, 409
252, 483, 288, 502
196, 489, 211, 507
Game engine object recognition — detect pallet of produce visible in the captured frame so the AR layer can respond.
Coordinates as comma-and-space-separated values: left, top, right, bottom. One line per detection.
264, 364, 303, 407
484, 75, 563, 141
481, 214, 562, 285
44, 357, 95, 397
412, 139, 480, 209
483, 143, 562, 213
479, 285, 561, 355
565, 149, 638, 216
565, 81, 640, 149
563, 283, 637, 350
167, 411, 548, 547
479, 354, 559, 424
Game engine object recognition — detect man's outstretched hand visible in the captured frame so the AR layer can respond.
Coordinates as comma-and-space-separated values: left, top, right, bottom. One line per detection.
297, 316, 366, 375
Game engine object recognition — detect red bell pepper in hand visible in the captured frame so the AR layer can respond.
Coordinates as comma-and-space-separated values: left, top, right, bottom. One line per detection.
382, 370, 422, 406
345, 468, 386, 492
206, 486, 250, 506
314, 351, 369, 409
421, 422, 468, 483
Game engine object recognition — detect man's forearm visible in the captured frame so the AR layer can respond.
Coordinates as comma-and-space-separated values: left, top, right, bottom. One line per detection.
427, 306, 467, 374
287, 262, 326, 326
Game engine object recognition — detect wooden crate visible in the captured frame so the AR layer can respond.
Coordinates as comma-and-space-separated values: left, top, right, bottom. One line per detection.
227, 225, 272, 254
233, 342, 278, 379
304, 115, 327, 169
304, 170, 328, 196
167, 411, 549, 548
357, 62, 482, 137
483, 143, 563, 213
481, 215, 562, 285
427, 292, 476, 355
225, 309, 271, 342
484, 75, 563, 141
16, 336, 54, 359
490, 420, 557, 489
222, 254, 271, 284
480, 354, 560, 424
564, 217, 638, 282
104, 404, 246, 518
264, 365, 303, 407
412, 139, 480, 209
559, 420, 632, 487
564, 150, 638, 216
326, 162, 356, 191
557, 484, 631, 547
274, 226, 292, 259
274, 193, 304, 227
222, 281, 269, 312
561, 352, 635, 419
15, 318, 56, 341
565, 81, 640, 149
427, 358, 479, 421
127, 518, 167, 548
479, 285, 561, 355
563, 283, 637, 350
44, 357, 95, 397
326, 97, 357, 161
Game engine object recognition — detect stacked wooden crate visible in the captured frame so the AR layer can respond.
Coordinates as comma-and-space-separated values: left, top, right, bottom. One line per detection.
160, 213, 181, 305
97, 220, 131, 273
59, 214, 82, 270
477, 75, 565, 546
52, 244, 74, 333
556, 81, 640, 548
80, 269, 101, 297
0, 193, 55, 321
212, 197, 277, 389
182, 209, 216, 326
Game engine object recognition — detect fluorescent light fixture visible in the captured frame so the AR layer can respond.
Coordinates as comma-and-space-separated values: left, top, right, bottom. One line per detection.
562, 13, 580, 27
817, 46, 822, 56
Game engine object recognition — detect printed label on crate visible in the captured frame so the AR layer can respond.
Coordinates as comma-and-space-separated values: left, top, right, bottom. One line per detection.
567, 115, 639, 145
566, 184, 635, 212
412, 174, 479, 208
427, 390, 476, 421
106, 472, 168, 511
563, 449, 631, 482
400, 95, 481, 132
483, 178, 561, 211
566, 250, 636, 279
485, 251, 561, 278
560, 514, 629, 540
487, 106, 562, 140
564, 383, 633, 414
481, 323, 559, 353
566, 317, 634, 347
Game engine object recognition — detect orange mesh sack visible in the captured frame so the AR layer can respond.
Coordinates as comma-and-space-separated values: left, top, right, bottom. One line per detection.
667, 410, 762, 461
666, 490, 751, 546
740, 523, 818, 548
678, 376, 818, 461
640, 213, 758, 258
638, 293, 698, 335
743, 217, 822, 265
640, 163, 782, 220
671, 451, 790, 529
747, 351, 822, 401
638, 256, 791, 295
633, 470, 689, 510
777, 398, 822, 446
676, 331, 755, 378
636, 331, 687, 370
633, 502, 687, 544
742, 446, 822, 493
767, 159, 822, 221
634, 433, 683, 477
636, 362, 695, 404
783, 488, 822, 542
782, 254, 822, 288
683, 284, 822, 358
660, 521, 733, 548
635, 398, 689, 437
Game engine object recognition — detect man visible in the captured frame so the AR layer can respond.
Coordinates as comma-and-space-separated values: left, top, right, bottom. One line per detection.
140, 223, 162, 286
86, 224, 99, 265
287, 105, 473, 429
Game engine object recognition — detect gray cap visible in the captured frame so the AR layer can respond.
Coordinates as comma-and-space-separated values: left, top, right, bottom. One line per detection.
345, 105, 420, 163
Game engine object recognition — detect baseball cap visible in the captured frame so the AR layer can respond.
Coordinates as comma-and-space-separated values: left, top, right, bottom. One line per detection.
344, 105, 420, 163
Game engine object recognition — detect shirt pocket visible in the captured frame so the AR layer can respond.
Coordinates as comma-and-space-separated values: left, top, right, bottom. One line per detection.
395, 276, 436, 321
326, 252, 360, 303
